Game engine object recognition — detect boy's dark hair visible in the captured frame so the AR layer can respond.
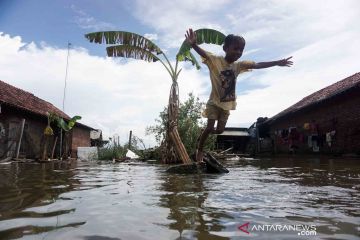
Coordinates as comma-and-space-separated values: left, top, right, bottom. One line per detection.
223, 34, 245, 50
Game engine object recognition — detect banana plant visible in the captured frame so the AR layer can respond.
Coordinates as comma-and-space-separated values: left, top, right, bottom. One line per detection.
56, 115, 81, 159
85, 29, 225, 164
42, 113, 81, 160
44, 112, 56, 136
42, 112, 56, 160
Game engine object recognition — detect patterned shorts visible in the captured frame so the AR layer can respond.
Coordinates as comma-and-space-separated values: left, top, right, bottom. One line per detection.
202, 104, 230, 122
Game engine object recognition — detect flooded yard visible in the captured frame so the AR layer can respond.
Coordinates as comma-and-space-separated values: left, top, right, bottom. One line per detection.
0, 157, 359, 239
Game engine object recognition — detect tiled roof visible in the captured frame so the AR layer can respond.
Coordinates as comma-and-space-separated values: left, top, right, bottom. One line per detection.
270, 72, 360, 122
0, 80, 69, 119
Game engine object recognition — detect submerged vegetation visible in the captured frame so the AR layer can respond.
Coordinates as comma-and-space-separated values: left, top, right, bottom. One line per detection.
98, 139, 126, 160
98, 134, 146, 160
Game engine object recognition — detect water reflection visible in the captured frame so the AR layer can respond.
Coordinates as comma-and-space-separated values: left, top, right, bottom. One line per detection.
0, 161, 85, 239
233, 157, 360, 238
158, 173, 229, 239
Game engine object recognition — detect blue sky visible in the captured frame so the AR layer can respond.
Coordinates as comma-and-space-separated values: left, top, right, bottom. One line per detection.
0, 0, 141, 54
1, 0, 360, 146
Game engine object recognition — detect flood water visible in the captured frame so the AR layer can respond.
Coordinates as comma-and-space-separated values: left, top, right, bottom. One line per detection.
0, 157, 359, 240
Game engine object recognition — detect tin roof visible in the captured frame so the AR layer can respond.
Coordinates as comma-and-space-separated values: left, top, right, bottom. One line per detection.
220, 130, 249, 136
219, 127, 249, 136
269, 72, 360, 122
0, 80, 70, 119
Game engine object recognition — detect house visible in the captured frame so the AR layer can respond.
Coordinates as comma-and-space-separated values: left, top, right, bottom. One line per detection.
216, 127, 250, 152
259, 72, 360, 155
0, 80, 93, 159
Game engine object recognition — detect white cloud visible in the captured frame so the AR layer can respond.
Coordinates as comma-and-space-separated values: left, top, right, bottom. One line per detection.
132, 0, 230, 48
130, 0, 360, 55
144, 33, 158, 41
70, 4, 115, 31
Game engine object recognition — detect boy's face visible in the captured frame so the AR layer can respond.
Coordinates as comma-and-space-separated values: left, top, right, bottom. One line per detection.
224, 40, 244, 63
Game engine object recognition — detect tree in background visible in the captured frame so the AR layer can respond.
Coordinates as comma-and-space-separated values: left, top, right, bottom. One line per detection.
147, 93, 216, 159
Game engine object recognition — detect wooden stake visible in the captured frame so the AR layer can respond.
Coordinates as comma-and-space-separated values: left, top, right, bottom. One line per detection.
51, 136, 58, 159
16, 119, 26, 159
128, 130, 132, 150
42, 135, 50, 160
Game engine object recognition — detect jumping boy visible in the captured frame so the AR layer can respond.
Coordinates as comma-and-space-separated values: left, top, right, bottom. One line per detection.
185, 28, 293, 162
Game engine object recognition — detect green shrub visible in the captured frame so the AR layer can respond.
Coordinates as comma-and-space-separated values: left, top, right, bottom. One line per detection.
146, 93, 216, 155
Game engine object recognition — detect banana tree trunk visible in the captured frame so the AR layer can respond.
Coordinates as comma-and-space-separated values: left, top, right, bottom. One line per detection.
169, 128, 191, 164
164, 77, 191, 164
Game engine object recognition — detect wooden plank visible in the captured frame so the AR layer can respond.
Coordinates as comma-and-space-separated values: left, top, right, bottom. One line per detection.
203, 152, 229, 173
166, 162, 206, 174
166, 152, 229, 174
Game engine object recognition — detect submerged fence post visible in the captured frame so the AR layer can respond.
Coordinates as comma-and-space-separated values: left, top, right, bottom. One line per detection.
128, 130, 132, 150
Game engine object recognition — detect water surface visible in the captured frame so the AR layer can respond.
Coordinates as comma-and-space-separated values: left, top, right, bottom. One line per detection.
0, 157, 359, 239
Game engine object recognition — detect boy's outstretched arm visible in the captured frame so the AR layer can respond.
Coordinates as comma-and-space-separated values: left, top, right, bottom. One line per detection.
185, 28, 208, 59
253, 56, 293, 69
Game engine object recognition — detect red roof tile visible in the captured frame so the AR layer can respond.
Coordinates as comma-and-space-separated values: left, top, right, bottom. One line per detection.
0, 80, 69, 119
270, 72, 360, 121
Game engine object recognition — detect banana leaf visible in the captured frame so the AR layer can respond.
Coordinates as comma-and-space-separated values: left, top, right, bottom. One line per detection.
106, 45, 159, 62
68, 116, 82, 129
176, 29, 226, 69
85, 31, 162, 55
57, 116, 82, 132
57, 118, 70, 131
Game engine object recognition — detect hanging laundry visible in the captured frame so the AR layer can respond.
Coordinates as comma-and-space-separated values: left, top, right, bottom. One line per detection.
313, 145, 320, 152
326, 130, 336, 147
308, 135, 313, 147
310, 122, 319, 134
326, 132, 332, 147
299, 133, 304, 143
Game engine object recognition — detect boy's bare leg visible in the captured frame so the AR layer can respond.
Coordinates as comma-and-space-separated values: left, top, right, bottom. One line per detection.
196, 119, 215, 162
214, 120, 227, 134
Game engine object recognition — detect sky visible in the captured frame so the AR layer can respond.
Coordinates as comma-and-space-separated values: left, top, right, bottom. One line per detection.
0, 0, 359, 147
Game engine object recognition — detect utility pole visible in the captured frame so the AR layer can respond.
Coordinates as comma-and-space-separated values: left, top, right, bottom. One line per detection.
60, 42, 71, 159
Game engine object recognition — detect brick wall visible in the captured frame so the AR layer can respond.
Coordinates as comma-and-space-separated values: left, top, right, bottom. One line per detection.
71, 126, 91, 158
269, 88, 360, 154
